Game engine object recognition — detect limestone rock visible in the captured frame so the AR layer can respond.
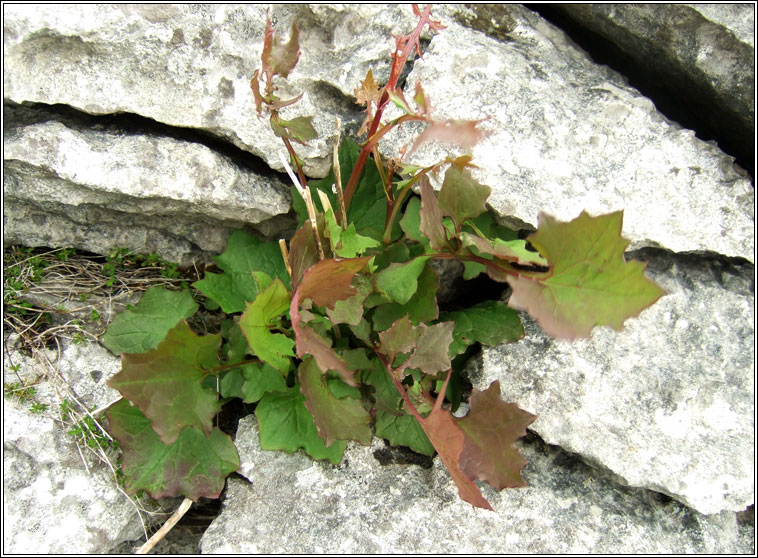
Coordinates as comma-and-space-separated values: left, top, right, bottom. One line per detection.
472, 249, 754, 515
379, 5, 754, 260
3, 398, 147, 553
548, 3, 754, 171
3, 120, 292, 264
2, 4, 416, 178
199, 415, 750, 553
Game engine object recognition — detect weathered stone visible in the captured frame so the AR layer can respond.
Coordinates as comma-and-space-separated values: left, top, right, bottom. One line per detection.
547, 4, 754, 171
380, 5, 754, 260
472, 249, 754, 515
199, 415, 750, 553
3, 397, 149, 553
2, 4, 418, 178
3, 120, 293, 264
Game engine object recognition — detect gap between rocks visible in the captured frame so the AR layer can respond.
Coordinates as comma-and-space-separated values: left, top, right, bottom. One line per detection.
3, 100, 284, 181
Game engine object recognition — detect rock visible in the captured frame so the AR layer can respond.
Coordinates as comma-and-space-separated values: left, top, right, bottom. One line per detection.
199, 415, 750, 553
2, 397, 149, 553
544, 3, 755, 174
3, 119, 293, 264
471, 249, 754, 515
379, 5, 754, 260
2, 4, 417, 178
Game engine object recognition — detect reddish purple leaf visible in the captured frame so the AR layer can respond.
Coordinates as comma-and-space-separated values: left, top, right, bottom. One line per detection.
456, 381, 536, 490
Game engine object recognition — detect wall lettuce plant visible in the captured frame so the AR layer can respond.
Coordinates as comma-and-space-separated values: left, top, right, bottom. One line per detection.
103, 5, 664, 510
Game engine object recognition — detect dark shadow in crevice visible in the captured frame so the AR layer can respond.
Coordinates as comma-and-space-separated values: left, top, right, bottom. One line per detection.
3, 100, 282, 180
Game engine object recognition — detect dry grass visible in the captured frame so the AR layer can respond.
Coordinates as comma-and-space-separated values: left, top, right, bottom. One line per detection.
3, 245, 205, 545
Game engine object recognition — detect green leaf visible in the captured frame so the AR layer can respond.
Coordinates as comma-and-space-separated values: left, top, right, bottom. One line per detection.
239, 278, 295, 373
256, 385, 346, 464
375, 411, 435, 456
194, 230, 289, 314
438, 164, 491, 224
456, 380, 536, 489
271, 114, 318, 145
507, 211, 666, 339
462, 260, 486, 280
221, 319, 249, 364
375, 255, 432, 304
234, 362, 288, 403
101, 287, 198, 355
342, 138, 398, 242
324, 207, 380, 258
372, 264, 439, 331
326, 274, 373, 326
399, 196, 426, 245
298, 357, 372, 447
460, 232, 548, 267
441, 300, 524, 356
107, 320, 221, 445
107, 399, 239, 501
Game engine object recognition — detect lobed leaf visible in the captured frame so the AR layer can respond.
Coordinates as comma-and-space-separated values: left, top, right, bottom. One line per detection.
419, 406, 493, 510
239, 278, 295, 374
378, 315, 420, 364
107, 320, 221, 445
101, 286, 198, 355
405, 321, 455, 376
262, 20, 301, 78
507, 211, 666, 339
438, 164, 491, 225
375, 411, 435, 456
221, 362, 287, 403
194, 230, 289, 314
408, 118, 487, 157
297, 257, 372, 309
256, 386, 346, 464
326, 274, 373, 326
441, 300, 524, 356
375, 255, 432, 304
371, 264, 439, 331
107, 399, 239, 501
456, 381, 537, 490
270, 114, 318, 145
298, 357, 372, 447
460, 232, 548, 267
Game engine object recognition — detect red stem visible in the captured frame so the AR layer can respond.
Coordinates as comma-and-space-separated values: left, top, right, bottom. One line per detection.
343, 5, 437, 208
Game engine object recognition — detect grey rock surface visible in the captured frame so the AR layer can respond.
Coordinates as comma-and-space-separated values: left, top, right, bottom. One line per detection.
473, 249, 754, 516
3, 397, 147, 553
380, 5, 754, 260
199, 415, 751, 553
2, 4, 416, 178
4, 120, 293, 264
550, 4, 754, 163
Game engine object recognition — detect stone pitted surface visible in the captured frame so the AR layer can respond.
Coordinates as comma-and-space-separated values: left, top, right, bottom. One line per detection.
2, 4, 417, 177
199, 415, 749, 553
473, 250, 754, 516
3, 398, 147, 553
3, 120, 292, 264
549, 4, 754, 163
380, 5, 754, 260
